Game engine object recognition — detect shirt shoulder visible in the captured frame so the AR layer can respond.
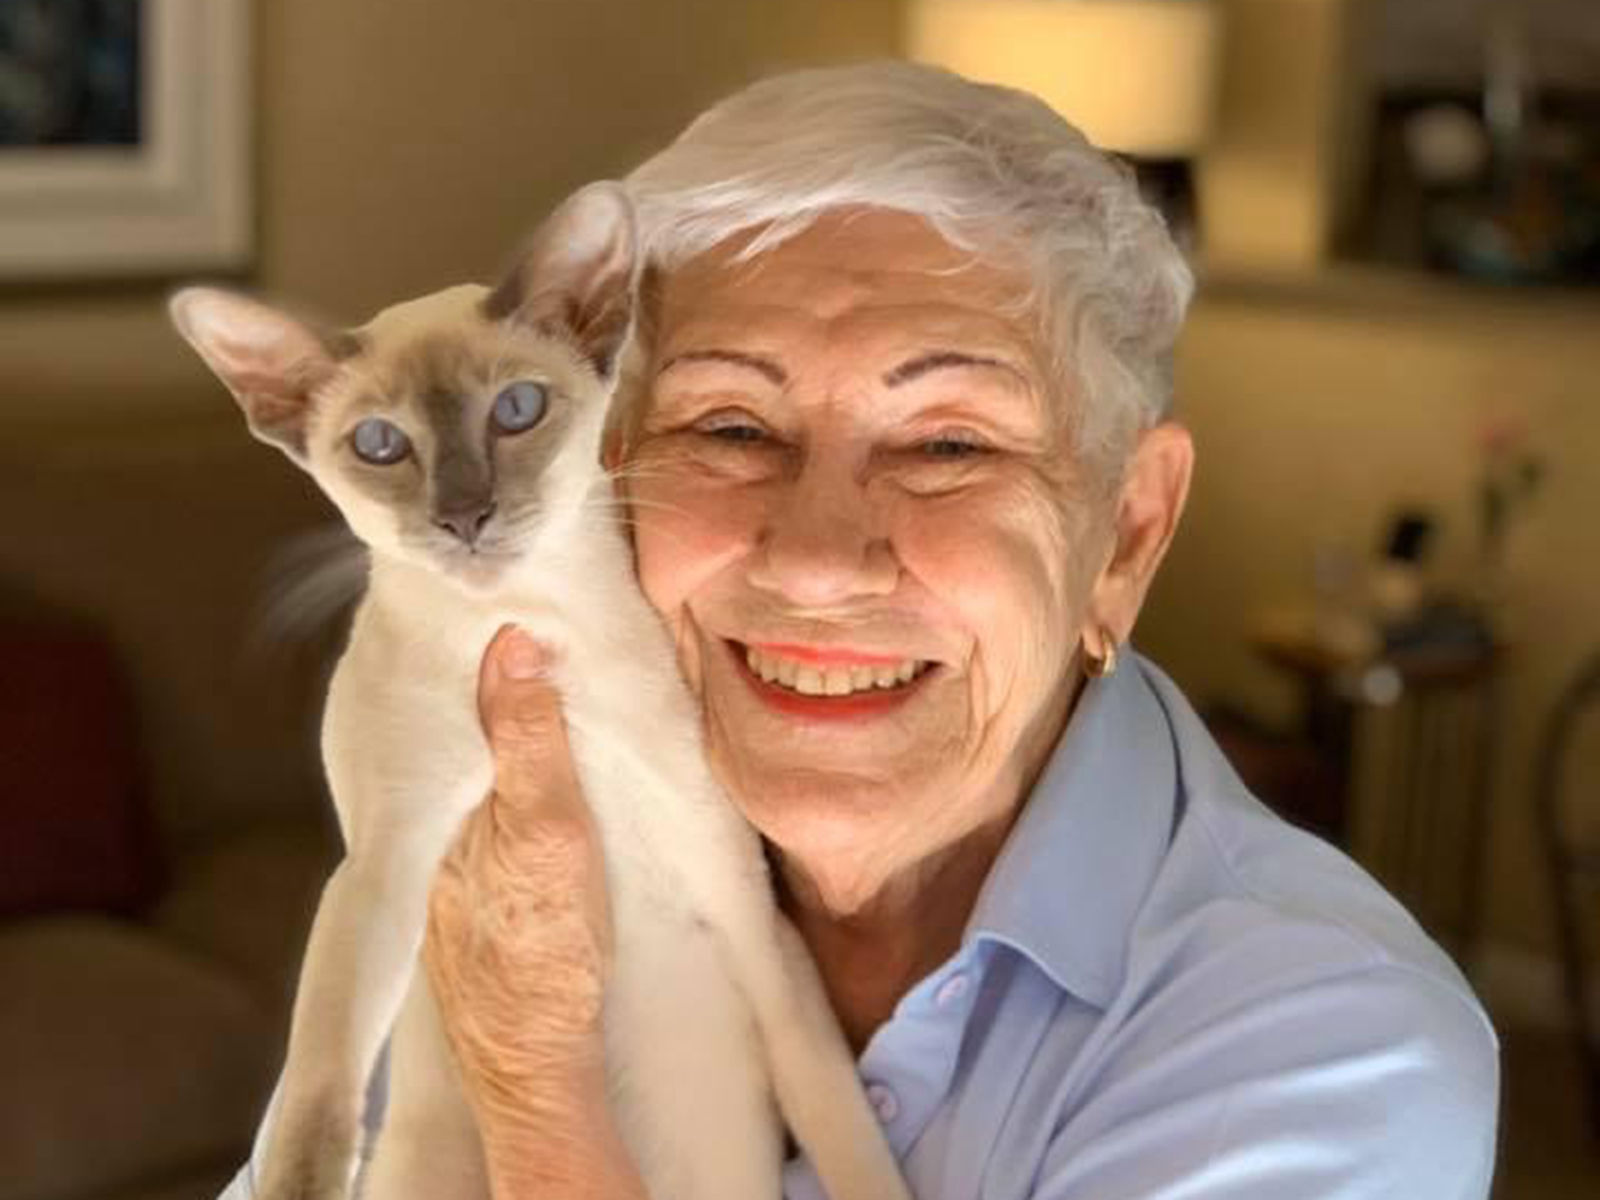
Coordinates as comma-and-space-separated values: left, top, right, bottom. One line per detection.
1037, 944, 1500, 1199
1141, 655, 1484, 999
1036, 660, 1502, 1198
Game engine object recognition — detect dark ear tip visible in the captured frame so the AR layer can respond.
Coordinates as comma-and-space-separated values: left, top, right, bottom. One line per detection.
481, 269, 521, 323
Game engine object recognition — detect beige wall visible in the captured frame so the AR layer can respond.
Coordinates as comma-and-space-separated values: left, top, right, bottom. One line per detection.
1140, 274, 1600, 960
0, 0, 902, 425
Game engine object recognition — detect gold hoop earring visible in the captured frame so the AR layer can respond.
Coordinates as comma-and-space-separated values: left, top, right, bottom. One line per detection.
1084, 630, 1119, 679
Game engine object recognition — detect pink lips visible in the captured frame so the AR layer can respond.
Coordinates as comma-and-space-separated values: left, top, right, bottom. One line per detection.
731, 641, 932, 721
747, 641, 911, 668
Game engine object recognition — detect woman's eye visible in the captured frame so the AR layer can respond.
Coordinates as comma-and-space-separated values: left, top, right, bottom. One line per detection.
707, 424, 767, 443
350, 417, 412, 465
918, 435, 988, 459
492, 381, 549, 434
695, 413, 769, 443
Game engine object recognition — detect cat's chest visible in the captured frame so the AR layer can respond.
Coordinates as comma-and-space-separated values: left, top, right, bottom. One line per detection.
326, 574, 753, 955
350, 584, 567, 674
343, 578, 688, 768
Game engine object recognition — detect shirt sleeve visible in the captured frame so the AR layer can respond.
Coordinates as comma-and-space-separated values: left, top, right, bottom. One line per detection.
1031, 963, 1499, 1200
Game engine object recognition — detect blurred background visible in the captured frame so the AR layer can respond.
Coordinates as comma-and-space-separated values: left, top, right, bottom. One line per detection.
1, 2, 1596, 1198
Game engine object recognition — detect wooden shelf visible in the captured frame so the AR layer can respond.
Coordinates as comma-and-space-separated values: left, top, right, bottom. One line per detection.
1194, 259, 1600, 338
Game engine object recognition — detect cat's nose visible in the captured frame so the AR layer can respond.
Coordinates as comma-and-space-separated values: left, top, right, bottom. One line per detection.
433, 500, 497, 547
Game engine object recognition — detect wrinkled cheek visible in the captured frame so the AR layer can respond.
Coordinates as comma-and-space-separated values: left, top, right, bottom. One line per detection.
633, 484, 749, 608
913, 511, 1080, 736
627, 466, 763, 694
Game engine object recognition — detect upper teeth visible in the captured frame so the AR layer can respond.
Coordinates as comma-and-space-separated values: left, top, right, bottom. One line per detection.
745, 646, 926, 696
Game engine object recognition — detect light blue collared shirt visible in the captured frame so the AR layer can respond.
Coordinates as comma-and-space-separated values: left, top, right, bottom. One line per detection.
783, 654, 1498, 1199
223, 653, 1498, 1198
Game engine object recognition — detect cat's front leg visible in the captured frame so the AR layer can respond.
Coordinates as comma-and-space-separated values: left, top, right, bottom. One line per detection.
677, 821, 910, 1200
762, 916, 912, 1200
256, 820, 472, 1200
258, 667, 492, 1200
358, 971, 489, 1200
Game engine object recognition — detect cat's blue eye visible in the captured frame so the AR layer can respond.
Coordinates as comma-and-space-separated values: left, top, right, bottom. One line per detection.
492, 381, 548, 435
350, 418, 411, 465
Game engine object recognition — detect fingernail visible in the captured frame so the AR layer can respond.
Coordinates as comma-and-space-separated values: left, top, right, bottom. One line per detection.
498, 630, 544, 680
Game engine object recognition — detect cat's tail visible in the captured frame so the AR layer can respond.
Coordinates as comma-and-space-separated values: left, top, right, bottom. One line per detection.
252, 524, 369, 644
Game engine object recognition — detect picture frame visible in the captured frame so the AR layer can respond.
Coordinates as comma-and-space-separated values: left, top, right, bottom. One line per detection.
0, 0, 251, 281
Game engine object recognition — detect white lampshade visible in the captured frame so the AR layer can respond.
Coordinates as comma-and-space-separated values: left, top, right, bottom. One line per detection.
908, 0, 1222, 158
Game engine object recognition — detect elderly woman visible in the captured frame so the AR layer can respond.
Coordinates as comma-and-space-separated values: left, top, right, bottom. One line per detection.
231, 62, 1498, 1199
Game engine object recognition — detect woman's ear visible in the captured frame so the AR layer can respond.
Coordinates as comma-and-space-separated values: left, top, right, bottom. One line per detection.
1085, 422, 1195, 647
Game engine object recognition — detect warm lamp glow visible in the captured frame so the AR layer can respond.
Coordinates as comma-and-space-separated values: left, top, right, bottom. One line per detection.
908, 0, 1221, 158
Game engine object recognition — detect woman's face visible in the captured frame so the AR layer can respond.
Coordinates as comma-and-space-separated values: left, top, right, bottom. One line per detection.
621, 211, 1120, 912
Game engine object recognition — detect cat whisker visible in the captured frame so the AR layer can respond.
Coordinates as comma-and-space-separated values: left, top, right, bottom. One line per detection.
579, 507, 700, 556
582, 495, 696, 524
611, 514, 693, 547
585, 487, 685, 510
601, 462, 679, 485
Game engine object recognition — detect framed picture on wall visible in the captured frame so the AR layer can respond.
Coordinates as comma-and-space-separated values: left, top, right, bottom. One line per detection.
0, 0, 251, 281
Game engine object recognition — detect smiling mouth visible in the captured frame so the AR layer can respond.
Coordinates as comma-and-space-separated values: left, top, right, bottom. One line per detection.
734, 641, 936, 698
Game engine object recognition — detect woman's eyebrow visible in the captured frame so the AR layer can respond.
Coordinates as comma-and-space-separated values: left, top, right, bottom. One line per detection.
657, 349, 787, 386
882, 351, 1025, 389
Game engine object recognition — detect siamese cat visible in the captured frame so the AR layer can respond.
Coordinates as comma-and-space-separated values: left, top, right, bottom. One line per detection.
170, 183, 908, 1200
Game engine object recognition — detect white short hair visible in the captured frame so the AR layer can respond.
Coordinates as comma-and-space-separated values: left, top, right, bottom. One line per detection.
625, 60, 1193, 478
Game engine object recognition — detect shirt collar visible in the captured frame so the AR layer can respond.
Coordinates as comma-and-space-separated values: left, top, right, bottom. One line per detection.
966, 652, 1181, 1009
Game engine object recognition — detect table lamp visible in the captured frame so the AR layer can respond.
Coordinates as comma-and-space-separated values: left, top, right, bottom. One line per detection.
907, 0, 1222, 246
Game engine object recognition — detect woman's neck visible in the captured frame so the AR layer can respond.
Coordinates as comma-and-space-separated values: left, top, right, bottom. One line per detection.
773, 673, 1087, 1053
776, 815, 1013, 1054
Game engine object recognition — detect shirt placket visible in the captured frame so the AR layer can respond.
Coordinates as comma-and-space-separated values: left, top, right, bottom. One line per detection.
783, 949, 986, 1199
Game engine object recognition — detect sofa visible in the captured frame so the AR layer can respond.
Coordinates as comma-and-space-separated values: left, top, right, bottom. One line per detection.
0, 406, 343, 1200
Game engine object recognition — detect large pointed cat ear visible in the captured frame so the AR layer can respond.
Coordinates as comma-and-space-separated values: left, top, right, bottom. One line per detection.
482, 181, 638, 380
169, 287, 355, 463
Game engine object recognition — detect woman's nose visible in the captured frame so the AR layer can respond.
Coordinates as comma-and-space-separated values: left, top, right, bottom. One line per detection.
746, 461, 898, 608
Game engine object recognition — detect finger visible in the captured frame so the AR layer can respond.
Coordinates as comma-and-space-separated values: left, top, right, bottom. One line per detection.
478, 626, 576, 803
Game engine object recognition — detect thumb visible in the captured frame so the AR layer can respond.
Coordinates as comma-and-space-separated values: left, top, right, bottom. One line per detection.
478, 626, 573, 802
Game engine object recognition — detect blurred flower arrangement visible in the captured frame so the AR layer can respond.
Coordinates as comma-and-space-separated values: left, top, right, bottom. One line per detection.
1474, 415, 1546, 610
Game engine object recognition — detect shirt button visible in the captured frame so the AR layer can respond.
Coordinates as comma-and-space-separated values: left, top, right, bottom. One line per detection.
935, 972, 972, 1007
865, 1082, 900, 1124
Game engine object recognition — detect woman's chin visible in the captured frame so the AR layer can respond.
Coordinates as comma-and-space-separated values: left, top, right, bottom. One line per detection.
726, 766, 927, 870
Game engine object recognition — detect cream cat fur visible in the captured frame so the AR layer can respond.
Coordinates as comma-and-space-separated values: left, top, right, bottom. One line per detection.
170, 183, 907, 1200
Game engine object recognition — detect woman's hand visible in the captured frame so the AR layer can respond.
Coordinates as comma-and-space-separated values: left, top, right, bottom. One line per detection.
424, 626, 643, 1199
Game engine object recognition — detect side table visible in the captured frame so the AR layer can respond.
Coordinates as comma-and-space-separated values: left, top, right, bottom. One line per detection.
1252, 619, 1501, 960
